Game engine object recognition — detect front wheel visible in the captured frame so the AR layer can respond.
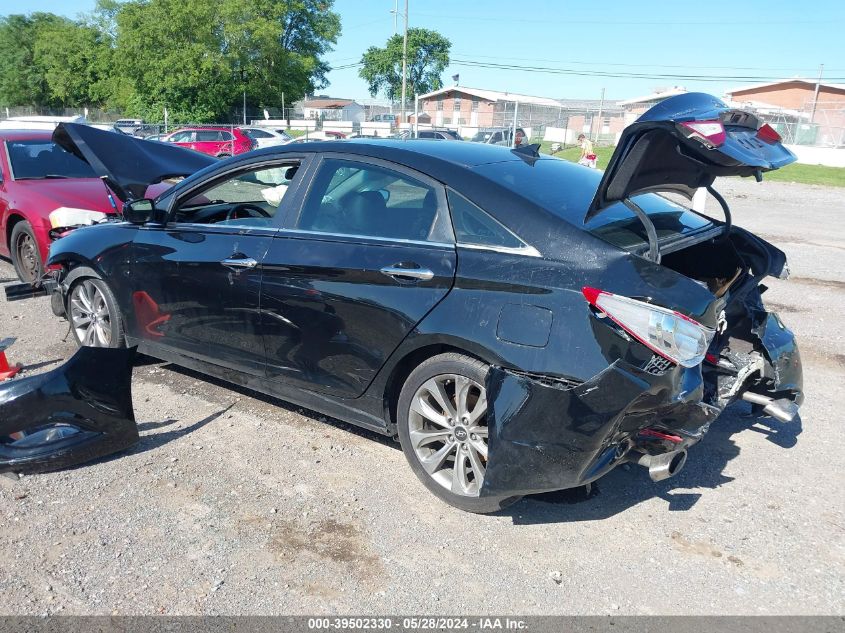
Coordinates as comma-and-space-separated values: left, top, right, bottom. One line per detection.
68, 278, 125, 348
10, 221, 43, 283
397, 353, 521, 514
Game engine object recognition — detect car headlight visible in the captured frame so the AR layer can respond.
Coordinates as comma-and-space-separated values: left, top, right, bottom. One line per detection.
49, 207, 107, 228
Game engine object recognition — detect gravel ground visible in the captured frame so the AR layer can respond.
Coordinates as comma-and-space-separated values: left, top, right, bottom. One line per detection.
0, 178, 843, 616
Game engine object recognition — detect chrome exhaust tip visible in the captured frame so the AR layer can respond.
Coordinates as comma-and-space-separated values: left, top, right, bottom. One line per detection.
635, 450, 688, 482
741, 392, 799, 423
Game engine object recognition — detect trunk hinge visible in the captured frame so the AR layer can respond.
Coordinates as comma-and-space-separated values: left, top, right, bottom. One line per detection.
623, 197, 661, 263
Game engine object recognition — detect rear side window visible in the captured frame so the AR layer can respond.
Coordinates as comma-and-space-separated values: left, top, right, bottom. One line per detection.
473, 158, 713, 250
196, 130, 224, 142
245, 129, 272, 138
298, 158, 442, 241
447, 190, 526, 250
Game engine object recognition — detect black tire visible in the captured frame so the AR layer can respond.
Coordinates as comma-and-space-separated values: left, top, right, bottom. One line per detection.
67, 277, 126, 348
10, 221, 43, 283
397, 352, 522, 514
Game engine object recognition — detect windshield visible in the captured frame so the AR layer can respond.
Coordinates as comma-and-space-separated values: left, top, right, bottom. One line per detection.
473, 157, 714, 250
8, 140, 97, 179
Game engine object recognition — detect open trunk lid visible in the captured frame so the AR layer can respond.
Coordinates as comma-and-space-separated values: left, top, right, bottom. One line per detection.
586, 92, 796, 221
53, 123, 216, 202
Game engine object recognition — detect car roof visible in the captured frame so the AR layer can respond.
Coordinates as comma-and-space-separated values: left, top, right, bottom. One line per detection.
174, 126, 235, 132
0, 129, 56, 141
247, 138, 528, 171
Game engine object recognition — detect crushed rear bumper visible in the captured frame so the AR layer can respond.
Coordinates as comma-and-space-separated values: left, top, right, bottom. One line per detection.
480, 319, 802, 498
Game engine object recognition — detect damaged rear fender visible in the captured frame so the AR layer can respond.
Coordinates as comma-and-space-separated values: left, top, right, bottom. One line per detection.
480, 362, 721, 498
0, 347, 138, 474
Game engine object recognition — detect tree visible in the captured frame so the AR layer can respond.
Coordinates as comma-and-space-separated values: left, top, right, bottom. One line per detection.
0, 13, 63, 107
34, 19, 114, 107
114, 0, 341, 122
220, 0, 341, 110
359, 28, 451, 102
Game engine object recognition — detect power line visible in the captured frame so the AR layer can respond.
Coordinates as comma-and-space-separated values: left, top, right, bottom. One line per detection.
452, 51, 842, 73
414, 11, 844, 26
448, 58, 845, 83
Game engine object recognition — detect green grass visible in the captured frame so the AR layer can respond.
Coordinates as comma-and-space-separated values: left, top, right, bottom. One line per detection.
761, 162, 845, 187
537, 141, 616, 170
536, 140, 845, 187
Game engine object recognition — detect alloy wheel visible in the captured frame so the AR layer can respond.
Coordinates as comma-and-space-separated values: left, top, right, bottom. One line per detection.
407, 374, 489, 497
15, 231, 40, 283
69, 281, 113, 347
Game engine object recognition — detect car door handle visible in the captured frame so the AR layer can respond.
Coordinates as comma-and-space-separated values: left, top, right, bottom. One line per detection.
380, 265, 434, 281
221, 256, 258, 270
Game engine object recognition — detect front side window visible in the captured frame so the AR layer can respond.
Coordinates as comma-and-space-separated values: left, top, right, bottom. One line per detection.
169, 131, 194, 143
244, 129, 272, 139
447, 190, 527, 250
172, 162, 301, 228
298, 159, 442, 241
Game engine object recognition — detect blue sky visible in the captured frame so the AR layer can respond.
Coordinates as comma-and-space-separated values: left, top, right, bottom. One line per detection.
4, 0, 844, 102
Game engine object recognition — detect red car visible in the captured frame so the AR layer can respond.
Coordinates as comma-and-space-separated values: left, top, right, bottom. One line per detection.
0, 130, 121, 283
164, 126, 254, 158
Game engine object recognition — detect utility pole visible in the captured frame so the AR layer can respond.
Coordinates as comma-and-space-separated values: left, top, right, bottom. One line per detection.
810, 63, 824, 124
393, 0, 398, 34
400, 0, 408, 126
594, 87, 605, 143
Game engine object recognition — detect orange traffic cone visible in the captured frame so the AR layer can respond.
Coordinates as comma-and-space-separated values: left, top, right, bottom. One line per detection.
0, 337, 22, 380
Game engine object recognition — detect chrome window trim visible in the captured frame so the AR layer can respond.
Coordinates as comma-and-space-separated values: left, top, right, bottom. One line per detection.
458, 242, 541, 258
278, 227, 454, 249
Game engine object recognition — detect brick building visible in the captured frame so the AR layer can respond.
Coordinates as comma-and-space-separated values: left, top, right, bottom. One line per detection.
725, 79, 845, 146
725, 79, 845, 111
415, 86, 564, 132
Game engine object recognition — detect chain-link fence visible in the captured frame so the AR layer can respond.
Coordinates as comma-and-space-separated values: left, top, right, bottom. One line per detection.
733, 99, 845, 148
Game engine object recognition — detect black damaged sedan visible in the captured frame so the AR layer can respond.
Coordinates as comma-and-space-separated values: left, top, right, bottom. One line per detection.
25, 93, 802, 513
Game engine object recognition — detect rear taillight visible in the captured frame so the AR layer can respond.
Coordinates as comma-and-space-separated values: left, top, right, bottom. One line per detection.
680, 119, 726, 148
582, 287, 715, 368
756, 122, 781, 144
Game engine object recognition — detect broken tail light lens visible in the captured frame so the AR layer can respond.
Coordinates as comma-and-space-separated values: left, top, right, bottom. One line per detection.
679, 119, 726, 148
582, 287, 715, 368
756, 122, 782, 144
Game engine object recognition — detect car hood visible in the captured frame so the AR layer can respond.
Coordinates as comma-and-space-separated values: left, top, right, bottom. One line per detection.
586, 92, 796, 221
53, 123, 216, 202
12, 178, 119, 215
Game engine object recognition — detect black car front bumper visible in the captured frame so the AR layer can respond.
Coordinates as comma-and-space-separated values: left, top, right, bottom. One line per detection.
0, 347, 138, 474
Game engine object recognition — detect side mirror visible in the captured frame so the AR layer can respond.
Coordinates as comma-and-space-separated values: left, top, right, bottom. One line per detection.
123, 199, 155, 224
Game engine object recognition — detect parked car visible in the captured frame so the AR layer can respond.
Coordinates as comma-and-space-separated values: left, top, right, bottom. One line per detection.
239, 126, 293, 148
470, 127, 528, 146
114, 118, 144, 135
416, 129, 462, 140
0, 130, 120, 283
38, 94, 802, 513
164, 126, 254, 157
284, 131, 348, 144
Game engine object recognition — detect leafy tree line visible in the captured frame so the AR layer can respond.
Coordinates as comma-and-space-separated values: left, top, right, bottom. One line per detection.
0, 0, 341, 123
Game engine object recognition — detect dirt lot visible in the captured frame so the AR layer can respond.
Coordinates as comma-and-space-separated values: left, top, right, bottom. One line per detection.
0, 178, 843, 616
